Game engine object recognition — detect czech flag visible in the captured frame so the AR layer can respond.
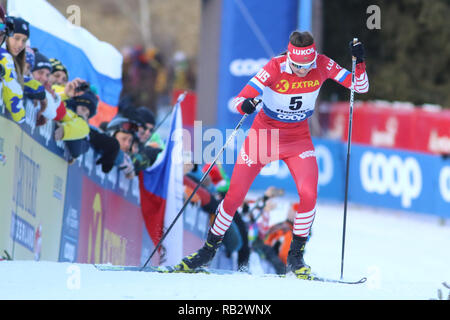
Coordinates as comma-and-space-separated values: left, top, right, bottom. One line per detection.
139, 95, 184, 265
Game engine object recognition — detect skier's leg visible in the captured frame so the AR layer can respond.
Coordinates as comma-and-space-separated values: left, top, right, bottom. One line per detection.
176, 132, 269, 270
283, 148, 318, 276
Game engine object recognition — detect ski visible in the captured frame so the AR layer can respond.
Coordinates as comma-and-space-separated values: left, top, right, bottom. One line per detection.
94, 264, 366, 285
287, 274, 366, 285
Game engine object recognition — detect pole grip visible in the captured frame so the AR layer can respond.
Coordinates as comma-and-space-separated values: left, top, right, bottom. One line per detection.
351, 38, 358, 61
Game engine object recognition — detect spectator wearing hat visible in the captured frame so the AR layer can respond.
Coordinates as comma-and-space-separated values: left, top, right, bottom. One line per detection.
45, 55, 90, 104
120, 106, 162, 174
60, 90, 101, 163
65, 90, 98, 122
31, 49, 53, 87
105, 116, 140, 179
29, 48, 89, 127
29, 54, 90, 160
0, 9, 26, 123
136, 106, 164, 150
5, 16, 29, 85
49, 58, 69, 86
4, 17, 45, 108
28, 48, 63, 125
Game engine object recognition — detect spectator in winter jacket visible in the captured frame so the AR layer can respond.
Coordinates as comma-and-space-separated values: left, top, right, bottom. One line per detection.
119, 106, 162, 174
0, 10, 26, 123
30, 49, 62, 125
4, 19, 54, 125
62, 90, 99, 161
30, 49, 90, 132
106, 116, 139, 179
64, 89, 121, 173
5, 16, 29, 85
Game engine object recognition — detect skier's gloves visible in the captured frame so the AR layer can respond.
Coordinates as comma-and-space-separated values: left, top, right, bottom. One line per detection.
349, 40, 365, 64
241, 98, 261, 115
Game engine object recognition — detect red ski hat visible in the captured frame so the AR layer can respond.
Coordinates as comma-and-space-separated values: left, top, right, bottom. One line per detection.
287, 42, 317, 66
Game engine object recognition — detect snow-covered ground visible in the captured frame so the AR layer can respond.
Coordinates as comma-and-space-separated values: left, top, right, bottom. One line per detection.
1, 201, 449, 300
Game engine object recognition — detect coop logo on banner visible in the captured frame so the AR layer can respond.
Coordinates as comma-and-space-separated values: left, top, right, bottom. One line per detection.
229, 58, 268, 77
360, 151, 422, 208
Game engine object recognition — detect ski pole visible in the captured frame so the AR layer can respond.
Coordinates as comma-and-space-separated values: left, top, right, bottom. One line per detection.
340, 38, 358, 280
140, 112, 250, 270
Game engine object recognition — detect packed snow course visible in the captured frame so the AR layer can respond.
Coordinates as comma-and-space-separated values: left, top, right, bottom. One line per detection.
1, 201, 449, 300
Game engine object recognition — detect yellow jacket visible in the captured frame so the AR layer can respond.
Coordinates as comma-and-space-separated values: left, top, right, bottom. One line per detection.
0, 47, 25, 123
52, 84, 69, 101
59, 107, 90, 141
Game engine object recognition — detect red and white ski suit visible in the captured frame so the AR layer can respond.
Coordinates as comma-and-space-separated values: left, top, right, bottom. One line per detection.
211, 53, 368, 238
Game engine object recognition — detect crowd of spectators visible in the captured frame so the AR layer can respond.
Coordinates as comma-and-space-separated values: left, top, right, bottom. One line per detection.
0, 7, 164, 178
0, 7, 293, 272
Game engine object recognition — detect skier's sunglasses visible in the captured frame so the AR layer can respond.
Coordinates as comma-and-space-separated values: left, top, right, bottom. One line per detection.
289, 59, 315, 70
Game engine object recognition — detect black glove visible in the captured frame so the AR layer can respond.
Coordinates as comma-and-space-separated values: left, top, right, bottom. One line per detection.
143, 145, 162, 166
89, 129, 120, 173
241, 98, 261, 115
349, 40, 365, 64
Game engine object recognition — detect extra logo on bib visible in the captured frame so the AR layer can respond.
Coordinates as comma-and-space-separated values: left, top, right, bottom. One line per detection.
274, 79, 320, 93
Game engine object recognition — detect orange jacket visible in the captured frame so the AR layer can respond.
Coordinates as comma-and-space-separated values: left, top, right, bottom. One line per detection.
264, 221, 293, 265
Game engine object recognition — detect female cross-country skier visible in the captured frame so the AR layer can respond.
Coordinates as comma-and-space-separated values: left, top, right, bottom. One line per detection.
175, 30, 368, 276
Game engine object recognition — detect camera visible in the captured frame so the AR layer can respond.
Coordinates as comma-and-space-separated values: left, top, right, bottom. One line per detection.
75, 82, 90, 92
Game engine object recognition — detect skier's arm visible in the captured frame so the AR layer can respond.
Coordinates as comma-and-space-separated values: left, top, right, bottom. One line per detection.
326, 41, 369, 93
231, 59, 278, 114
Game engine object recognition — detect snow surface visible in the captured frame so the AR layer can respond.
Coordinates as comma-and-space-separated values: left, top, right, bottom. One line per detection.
1, 201, 449, 300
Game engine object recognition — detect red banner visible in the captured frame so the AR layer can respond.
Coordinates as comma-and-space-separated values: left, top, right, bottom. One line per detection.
326, 102, 450, 155
77, 177, 143, 265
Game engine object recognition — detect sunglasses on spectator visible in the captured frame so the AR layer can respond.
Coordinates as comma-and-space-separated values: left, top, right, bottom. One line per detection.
0, 23, 8, 35
140, 125, 154, 133
1, 18, 15, 36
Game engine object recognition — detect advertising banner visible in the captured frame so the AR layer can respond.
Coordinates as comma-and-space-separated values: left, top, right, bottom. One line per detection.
327, 102, 450, 155
349, 145, 433, 213
0, 114, 67, 261
77, 176, 143, 265
0, 116, 22, 257
59, 147, 145, 266
245, 135, 450, 218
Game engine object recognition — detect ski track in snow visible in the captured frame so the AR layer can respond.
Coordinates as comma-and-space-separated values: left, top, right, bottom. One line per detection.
1, 201, 449, 300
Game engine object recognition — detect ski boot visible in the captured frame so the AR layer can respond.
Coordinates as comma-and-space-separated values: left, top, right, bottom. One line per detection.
174, 231, 223, 272
286, 235, 311, 279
